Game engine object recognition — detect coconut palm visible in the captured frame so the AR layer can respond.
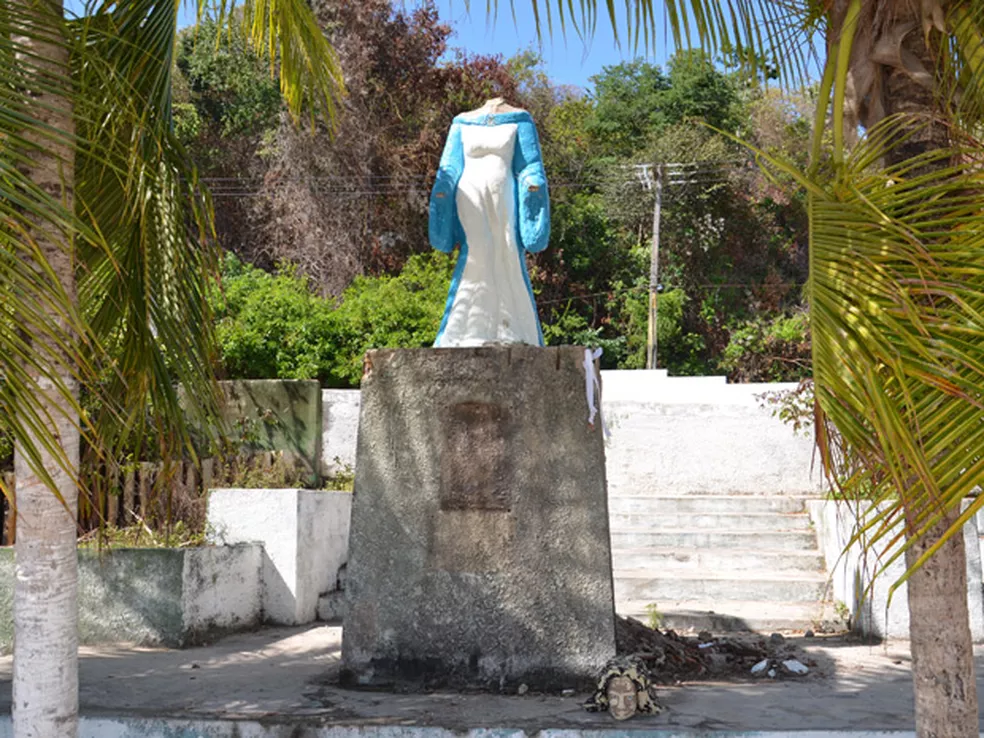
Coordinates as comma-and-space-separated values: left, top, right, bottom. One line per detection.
1, 0, 341, 735
507, 1, 984, 736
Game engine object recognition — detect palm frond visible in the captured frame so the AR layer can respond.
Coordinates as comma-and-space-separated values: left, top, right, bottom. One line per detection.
212, 0, 345, 128
0, 1, 99, 505
949, 3, 984, 127
72, 0, 226, 466
479, 0, 820, 89
808, 115, 984, 589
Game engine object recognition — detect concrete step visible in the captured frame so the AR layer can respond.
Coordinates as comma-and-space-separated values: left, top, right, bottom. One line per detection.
611, 529, 819, 551
608, 495, 810, 514
610, 511, 812, 531
608, 486, 821, 498
611, 547, 824, 573
613, 570, 828, 603
617, 599, 845, 634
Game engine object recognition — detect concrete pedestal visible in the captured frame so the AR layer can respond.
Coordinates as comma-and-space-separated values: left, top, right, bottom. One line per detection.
341, 346, 616, 691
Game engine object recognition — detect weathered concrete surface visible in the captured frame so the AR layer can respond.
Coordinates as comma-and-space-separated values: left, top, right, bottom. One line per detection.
604, 380, 821, 496
217, 379, 323, 485
343, 346, 615, 691
0, 544, 262, 651
1, 625, 984, 735
810, 500, 984, 641
322, 388, 361, 476
319, 374, 821, 497
208, 488, 352, 625
181, 543, 263, 636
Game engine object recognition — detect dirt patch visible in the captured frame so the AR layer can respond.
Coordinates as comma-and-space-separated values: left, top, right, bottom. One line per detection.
615, 615, 827, 683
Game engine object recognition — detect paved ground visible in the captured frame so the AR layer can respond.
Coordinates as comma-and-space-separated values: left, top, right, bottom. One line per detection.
0, 624, 975, 733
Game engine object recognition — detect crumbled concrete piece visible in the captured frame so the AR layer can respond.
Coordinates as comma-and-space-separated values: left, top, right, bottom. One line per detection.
517, 684, 529, 695
782, 659, 809, 676
697, 630, 713, 643
769, 633, 785, 645
750, 659, 770, 676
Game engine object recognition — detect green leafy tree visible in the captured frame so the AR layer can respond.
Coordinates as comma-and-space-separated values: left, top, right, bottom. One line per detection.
587, 59, 672, 156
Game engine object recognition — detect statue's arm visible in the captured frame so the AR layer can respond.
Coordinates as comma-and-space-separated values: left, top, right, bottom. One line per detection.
429, 122, 464, 254
514, 119, 550, 254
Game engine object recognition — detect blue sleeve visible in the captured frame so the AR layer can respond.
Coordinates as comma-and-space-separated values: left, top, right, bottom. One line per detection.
512, 119, 550, 253
429, 122, 464, 254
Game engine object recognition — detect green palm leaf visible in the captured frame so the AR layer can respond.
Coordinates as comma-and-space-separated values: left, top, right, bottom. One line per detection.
213, 0, 344, 127
808, 115, 984, 589
72, 0, 224, 469
0, 2, 98, 504
481, 0, 820, 89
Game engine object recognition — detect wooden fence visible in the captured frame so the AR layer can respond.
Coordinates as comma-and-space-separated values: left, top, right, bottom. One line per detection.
0, 452, 289, 545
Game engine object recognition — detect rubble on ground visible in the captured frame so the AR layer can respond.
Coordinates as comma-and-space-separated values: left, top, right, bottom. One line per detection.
614, 615, 817, 683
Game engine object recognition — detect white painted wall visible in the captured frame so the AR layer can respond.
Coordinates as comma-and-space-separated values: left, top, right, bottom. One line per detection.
321, 389, 361, 476
809, 500, 984, 641
182, 543, 263, 634
207, 489, 352, 625
322, 373, 821, 496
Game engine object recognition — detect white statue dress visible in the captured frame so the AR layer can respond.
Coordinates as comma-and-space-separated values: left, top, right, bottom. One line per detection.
428, 110, 550, 347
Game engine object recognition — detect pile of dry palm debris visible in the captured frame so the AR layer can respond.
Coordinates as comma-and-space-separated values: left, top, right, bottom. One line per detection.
615, 615, 817, 682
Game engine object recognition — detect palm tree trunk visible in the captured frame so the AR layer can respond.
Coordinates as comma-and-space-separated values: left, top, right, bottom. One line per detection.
905, 504, 978, 738
873, 4, 979, 736
11, 0, 79, 736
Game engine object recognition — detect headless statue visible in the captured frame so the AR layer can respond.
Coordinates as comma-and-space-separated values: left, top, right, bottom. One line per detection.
428, 98, 550, 347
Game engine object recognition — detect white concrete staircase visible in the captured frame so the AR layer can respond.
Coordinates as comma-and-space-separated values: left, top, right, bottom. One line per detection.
602, 375, 837, 633
610, 492, 838, 632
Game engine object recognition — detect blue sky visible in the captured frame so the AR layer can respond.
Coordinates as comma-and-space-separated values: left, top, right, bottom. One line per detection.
419, 1, 673, 92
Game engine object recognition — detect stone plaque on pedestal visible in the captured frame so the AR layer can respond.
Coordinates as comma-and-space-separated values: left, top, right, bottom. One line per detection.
341, 345, 616, 691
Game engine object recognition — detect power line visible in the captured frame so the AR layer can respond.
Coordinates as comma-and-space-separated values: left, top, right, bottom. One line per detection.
198, 158, 753, 195
200, 172, 747, 198
537, 279, 809, 307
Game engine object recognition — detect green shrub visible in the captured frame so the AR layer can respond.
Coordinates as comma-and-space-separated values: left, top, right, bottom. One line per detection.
616, 286, 706, 373
719, 312, 811, 382
212, 254, 340, 382
541, 306, 627, 368
212, 251, 453, 388
327, 253, 453, 386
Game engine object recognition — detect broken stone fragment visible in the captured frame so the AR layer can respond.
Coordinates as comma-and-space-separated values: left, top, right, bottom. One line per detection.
750, 659, 770, 676
781, 659, 809, 676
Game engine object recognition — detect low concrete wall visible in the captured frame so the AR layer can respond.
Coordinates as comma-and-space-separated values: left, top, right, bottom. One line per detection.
322, 372, 821, 496
216, 379, 323, 485
208, 488, 352, 625
809, 500, 984, 641
182, 544, 263, 635
0, 544, 262, 651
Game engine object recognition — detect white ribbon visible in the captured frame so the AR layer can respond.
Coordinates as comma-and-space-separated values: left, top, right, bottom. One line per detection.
583, 347, 609, 437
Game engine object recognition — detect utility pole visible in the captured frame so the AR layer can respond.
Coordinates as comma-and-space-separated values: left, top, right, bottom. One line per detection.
635, 163, 663, 370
